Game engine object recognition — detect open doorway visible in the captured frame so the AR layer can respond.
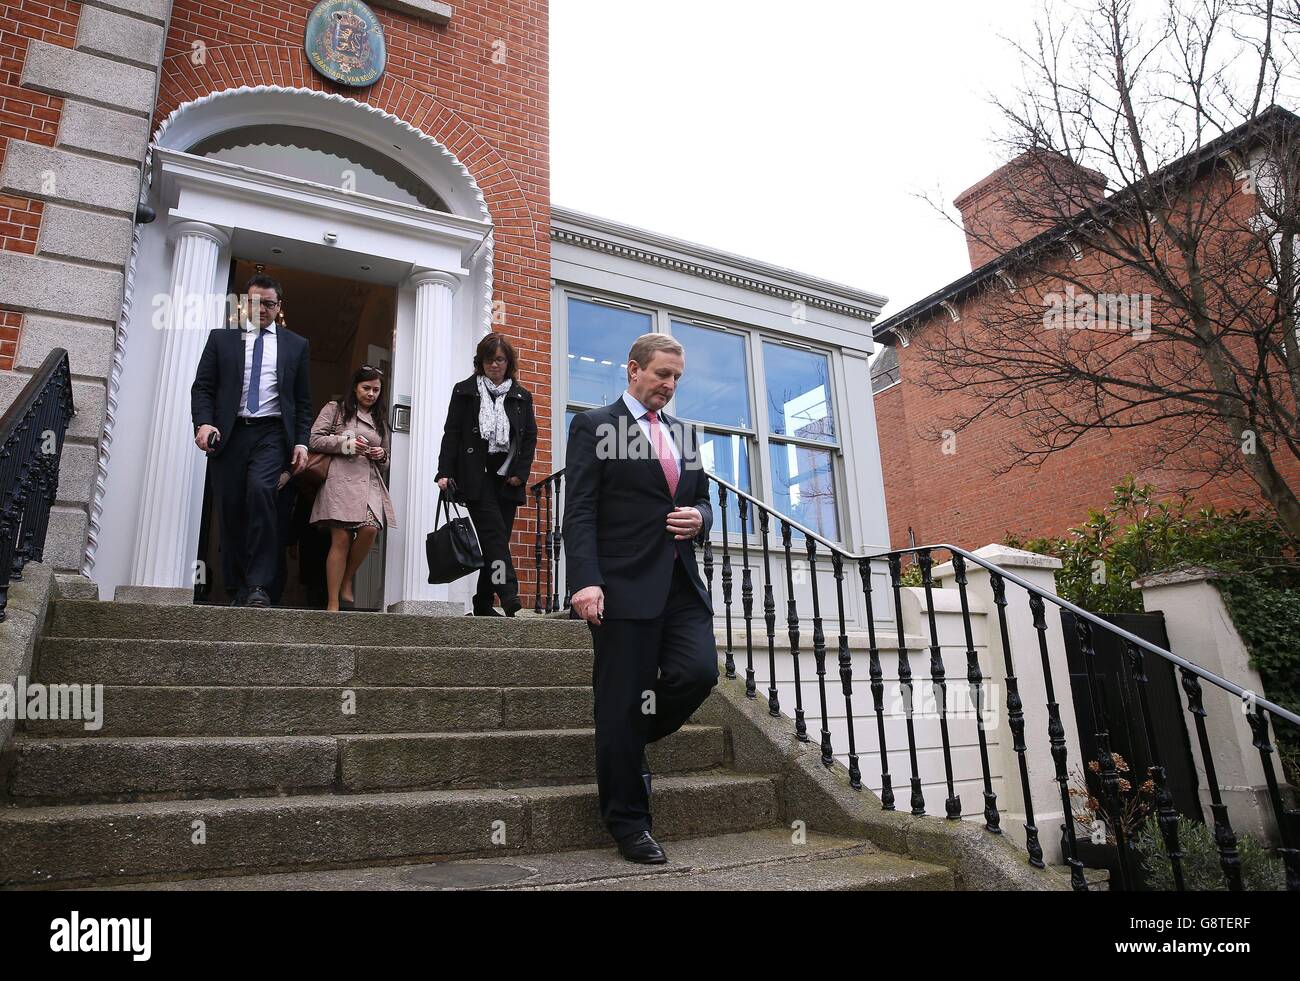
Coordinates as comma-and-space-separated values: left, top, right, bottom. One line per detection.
196, 259, 398, 610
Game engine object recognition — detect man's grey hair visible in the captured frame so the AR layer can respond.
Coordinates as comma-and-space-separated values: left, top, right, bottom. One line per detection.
626, 333, 684, 382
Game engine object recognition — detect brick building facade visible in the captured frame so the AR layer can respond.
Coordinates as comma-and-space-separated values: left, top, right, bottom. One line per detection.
871, 115, 1300, 551
0, 0, 552, 606
0, 0, 894, 612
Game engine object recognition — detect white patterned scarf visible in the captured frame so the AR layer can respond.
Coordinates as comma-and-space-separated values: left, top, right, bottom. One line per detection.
476, 374, 513, 456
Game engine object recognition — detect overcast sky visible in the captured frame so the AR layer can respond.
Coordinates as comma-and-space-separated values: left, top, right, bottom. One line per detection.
551, 0, 1046, 320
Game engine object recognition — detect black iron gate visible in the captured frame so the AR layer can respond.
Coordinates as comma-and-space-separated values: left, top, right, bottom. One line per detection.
1062, 610, 1201, 821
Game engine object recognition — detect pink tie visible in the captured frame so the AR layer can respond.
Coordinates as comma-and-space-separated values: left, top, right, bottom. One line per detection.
645, 410, 680, 497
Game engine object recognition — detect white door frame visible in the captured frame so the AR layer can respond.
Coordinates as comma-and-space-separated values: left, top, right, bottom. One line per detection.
94, 146, 491, 607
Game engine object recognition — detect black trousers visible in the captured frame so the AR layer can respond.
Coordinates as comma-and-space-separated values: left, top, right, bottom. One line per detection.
465, 456, 520, 612
211, 418, 287, 595
590, 559, 719, 841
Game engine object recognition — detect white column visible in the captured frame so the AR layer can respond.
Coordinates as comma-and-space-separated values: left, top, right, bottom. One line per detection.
399, 270, 462, 608
126, 220, 229, 597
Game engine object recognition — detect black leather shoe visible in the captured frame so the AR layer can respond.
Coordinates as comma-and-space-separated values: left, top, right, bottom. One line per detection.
229, 588, 249, 607
472, 607, 503, 617
245, 586, 271, 609
503, 597, 522, 618
616, 831, 667, 864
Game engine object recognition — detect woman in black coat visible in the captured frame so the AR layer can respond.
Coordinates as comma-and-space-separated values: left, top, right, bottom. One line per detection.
436, 332, 537, 616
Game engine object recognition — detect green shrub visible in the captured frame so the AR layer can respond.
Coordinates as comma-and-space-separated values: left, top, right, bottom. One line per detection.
1133, 814, 1286, 891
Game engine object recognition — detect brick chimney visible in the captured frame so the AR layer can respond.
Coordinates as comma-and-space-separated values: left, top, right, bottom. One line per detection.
953, 150, 1108, 269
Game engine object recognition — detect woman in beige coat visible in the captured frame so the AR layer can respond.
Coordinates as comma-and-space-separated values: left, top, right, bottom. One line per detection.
309, 365, 397, 612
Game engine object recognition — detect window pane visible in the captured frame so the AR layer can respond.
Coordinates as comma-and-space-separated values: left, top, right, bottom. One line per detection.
763, 342, 836, 443
769, 441, 838, 540
696, 430, 753, 533
567, 299, 651, 408
670, 322, 750, 429
189, 125, 448, 211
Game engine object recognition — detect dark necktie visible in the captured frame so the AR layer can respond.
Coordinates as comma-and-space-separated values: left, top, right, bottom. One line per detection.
246, 327, 266, 414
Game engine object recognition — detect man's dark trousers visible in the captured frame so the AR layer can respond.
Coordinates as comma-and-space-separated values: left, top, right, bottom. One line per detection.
212, 417, 287, 594
591, 558, 718, 841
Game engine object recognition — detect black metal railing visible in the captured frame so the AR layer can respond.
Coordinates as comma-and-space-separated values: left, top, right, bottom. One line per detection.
530, 466, 1300, 891
0, 348, 74, 620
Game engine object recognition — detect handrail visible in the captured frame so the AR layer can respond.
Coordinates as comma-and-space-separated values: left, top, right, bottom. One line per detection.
0, 348, 75, 620
864, 542, 1300, 729
534, 464, 1298, 725
529, 457, 1300, 891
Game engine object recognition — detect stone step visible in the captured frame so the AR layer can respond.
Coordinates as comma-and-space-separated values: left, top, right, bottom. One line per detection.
0, 773, 778, 887
559, 850, 954, 891
19, 686, 594, 737
46, 601, 593, 650
82, 829, 951, 891
34, 638, 593, 688
5, 727, 726, 802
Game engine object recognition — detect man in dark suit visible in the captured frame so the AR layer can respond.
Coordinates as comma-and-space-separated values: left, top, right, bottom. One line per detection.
564, 333, 718, 864
191, 274, 311, 608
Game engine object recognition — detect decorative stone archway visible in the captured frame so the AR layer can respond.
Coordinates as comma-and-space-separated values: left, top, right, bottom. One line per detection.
94, 86, 498, 610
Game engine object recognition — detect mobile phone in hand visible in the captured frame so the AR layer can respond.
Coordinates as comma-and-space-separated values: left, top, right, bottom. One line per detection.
206, 430, 221, 451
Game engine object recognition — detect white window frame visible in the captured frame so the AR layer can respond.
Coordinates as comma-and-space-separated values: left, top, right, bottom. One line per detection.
552, 285, 849, 547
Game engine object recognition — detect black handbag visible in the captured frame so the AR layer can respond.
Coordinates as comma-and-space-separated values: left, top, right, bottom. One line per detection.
425, 484, 484, 584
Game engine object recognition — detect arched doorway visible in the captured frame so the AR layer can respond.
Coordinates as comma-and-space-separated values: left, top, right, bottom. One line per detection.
94, 87, 495, 612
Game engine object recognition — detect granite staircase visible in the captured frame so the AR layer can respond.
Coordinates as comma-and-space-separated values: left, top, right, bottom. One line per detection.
0, 600, 953, 890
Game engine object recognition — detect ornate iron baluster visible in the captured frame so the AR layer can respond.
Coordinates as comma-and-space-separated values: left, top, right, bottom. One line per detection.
1076, 617, 1136, 890
953, 555, 998, 833
807, 537, 833, 768
542, 480, 554, 613
888, 553, 925, 816
532, 485, 544, 613
759, 510, 779, 716
860, 557, 893, 808
1179, 667, 1243, 890
991, 573, 1041, 866
701, 531, 714, 598
719, 487, 736, 679
919, 550, 960, 819
1029, 593, 1086, 890
1123, 641, 1186, 890
1245, 707, 1300, 891
780, 521, 806, 740
832, 553, 862, 789
551, 474, 564, 612
739, 498, 755, 698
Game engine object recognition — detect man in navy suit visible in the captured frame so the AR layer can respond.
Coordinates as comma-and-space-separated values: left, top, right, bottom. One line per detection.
564, 333, 718, 864
191, 274, 311, 608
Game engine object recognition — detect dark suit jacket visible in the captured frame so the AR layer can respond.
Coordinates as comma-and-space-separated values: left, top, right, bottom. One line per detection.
563, 396, 713, 619
436, 374, 537, 506
190, 325, 312, 460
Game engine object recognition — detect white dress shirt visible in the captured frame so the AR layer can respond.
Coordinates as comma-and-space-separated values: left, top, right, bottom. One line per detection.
622, 389, 681, 464
238, 319, 281, 419
621, 390, 701, 538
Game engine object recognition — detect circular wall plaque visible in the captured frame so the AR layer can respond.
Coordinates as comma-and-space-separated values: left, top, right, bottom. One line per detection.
304, 0, 387, 88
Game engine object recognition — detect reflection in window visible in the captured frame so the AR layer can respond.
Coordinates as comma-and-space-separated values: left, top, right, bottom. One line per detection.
770, 442, 838, 540
189, 125, 448, 211
696, 429, 753, 532
670, 322, 750, 428
567, 298, 651, 408
763, 342, 835, 443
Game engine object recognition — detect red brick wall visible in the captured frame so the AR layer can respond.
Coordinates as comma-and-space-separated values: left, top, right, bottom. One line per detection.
154, 0, 552, 597
0, 0, 80, 367
876, 170, 1300, 551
